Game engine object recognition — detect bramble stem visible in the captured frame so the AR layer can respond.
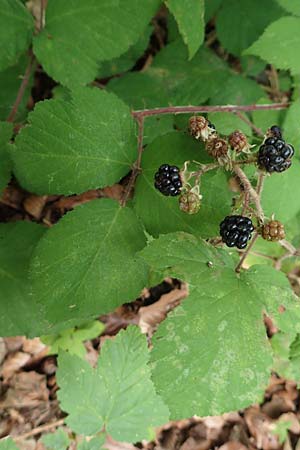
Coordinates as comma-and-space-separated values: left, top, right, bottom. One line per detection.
235, 232, 259, 273
234, 111, 264, 137
256, 172, 266, 196
132, 102, 289, 119
121, 115, 144, 206
233, 166, 264, 223
6, 50, 36, 123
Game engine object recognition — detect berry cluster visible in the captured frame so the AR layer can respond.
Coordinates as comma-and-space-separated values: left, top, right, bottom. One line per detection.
154, 164, 182, 196
262, 220, 285, 242
258, 126, 294, 173
220, 215, 254, 249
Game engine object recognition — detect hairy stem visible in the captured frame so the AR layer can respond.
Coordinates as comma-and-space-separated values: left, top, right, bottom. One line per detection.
256, 172, 266, 196
121, 115, 144, 206
132, 102, 289, 119
6, 50, 36, 123
233, 166, 264, 223
235, 231, 259, 273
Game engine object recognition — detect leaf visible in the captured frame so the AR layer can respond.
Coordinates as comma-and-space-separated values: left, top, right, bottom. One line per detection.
0, 438, 20, 450
140, 232, 296, 418
283, 100, 300, 155
77, 435, 106, 450
165, 0, 205, 59
12, 87, 137, 195
42, 320, 105, 358
261, 162, 300, 229
41, 429, 70, 450
276, 0, 300, 16
0, 0, 34, 71
252, 98, 283, 135
0, 222, 46, 337
204, 0, 222, 22
30, 199, 148, 333
33, 0, 160, 86
245, 17, 300, 75
57, 326, 169, 441
0, 122, 13, 193
0, 54, 33, 121
134, 132, 232, 238
97, 26, 153, 79
216, 0, 283, 56
288, 333, 300, 379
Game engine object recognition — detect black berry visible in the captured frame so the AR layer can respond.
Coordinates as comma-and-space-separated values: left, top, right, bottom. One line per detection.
154, 164, 182, 196
220, 215, 254, 249
258, 136, 294, 173
270, 125, 282, 138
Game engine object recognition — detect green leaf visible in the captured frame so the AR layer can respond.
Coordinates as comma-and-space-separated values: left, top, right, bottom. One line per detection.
262, 163, 300, 228
33, 0, 160, 86
134, 132, 232, 238
204, 0, 222, 22
283, 100, 300, 155
41, 429, 70, 450
57, 326, 169, 441
252, 98, 283, 135
288, 333, 300, 380
12, 87, 137, 195
30, 199, 148, 333
0, 221, 46, 337
245, 17, 300, 75
216, 0, 283, 56
210, 73, 265, 105
0, 55, 33, 121
77, 435, 106, 450
42, 320, 105, 358
276, 0, 300, 16
0, 122, 13, 193
97, 26, 153, 79
140, 232, 295, 418
0, 0, 34, 71
165, 0, 205, 59
108, 72, 174, 145
0, 438, 20, 450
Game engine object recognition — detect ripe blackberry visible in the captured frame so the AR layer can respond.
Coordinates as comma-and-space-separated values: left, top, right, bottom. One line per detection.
269, 125, 282, 139
258, 136, 294, 173
262, 220, 285, 242
220, 215, 254, 249
154, 164, 182, 196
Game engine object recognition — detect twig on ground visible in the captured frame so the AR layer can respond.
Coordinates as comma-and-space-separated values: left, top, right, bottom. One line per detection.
14, 418, 65, 441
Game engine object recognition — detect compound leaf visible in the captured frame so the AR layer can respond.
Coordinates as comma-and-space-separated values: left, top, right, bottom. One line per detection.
0, 222, 46, 337
0, 0, 34, 71
30, 199, 148, 333
140, 232, 296, 418
12, 87, 136, 195
245, 17, 300, 75
33, 0, 160, 86
134, 132, 232, 238
57, 326, 169, 441
165, 0, 205, 59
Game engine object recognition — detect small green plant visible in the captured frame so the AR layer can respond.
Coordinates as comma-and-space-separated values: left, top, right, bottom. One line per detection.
1, 0, 300, 447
